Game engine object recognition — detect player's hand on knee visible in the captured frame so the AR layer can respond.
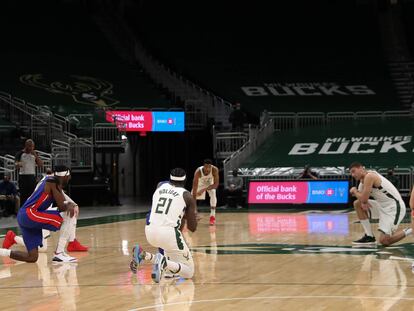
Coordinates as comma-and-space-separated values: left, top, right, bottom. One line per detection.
361, 202, 370, 211
66, 202, 76, 218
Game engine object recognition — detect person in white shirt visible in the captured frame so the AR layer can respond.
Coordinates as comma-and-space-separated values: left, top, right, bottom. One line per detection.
15, 139, 43, 206
191, 159, 219, 225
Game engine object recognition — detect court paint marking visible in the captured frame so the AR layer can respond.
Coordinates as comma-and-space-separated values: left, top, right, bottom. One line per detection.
128, 295, 414, 310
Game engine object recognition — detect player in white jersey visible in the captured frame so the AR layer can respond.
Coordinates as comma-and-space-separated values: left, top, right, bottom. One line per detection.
191, 159, 219, 225
349, 162, 412, 246
130, 168, 198, 283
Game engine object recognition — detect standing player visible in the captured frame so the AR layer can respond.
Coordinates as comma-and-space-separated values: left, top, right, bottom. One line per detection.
0, 166, 78, 263
191, 159, 219, 225
349, 162, 412, 246
130, 168, 198, 283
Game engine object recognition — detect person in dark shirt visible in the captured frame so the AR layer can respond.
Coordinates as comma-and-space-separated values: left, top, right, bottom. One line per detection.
228, 102, 246, 132
385, 168, 400, 190
224, 168, 244, 208
0, 174, 20, 217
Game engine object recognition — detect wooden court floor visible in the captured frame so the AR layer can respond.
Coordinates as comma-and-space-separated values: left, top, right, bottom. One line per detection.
1, 211, 414, 310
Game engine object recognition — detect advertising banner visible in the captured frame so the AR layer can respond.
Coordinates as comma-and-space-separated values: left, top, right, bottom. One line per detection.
105, 110, 185, 132
248, 180, 349, 204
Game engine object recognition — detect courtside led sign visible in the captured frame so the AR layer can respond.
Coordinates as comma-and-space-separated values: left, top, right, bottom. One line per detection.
248, 180, 349, 204
106, 110, 185, 132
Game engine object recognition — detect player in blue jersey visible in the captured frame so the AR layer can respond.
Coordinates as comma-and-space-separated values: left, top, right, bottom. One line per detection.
0, 166, 77, 263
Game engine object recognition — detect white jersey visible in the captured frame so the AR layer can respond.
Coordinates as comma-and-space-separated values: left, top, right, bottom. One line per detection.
149, 182, 188, 228
196, 166, 216, 188
19, 153, 36, 175
359, 171, 403, 205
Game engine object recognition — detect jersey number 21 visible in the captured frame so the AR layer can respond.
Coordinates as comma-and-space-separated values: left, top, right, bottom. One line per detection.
155, 197, 172, 215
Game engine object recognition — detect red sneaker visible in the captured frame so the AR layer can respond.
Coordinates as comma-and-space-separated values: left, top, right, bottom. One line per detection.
209, 216, 216, 226
2, 230, 16, 249
67, 239, 88, 252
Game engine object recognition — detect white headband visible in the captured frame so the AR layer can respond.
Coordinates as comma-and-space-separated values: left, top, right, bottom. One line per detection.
55, 170, 70, 177
170, 175, 186, 181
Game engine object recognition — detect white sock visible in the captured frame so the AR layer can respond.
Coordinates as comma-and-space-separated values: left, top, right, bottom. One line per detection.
404, 228, 413, 236
166, 259, 194, 278
0, 249, 11, 257
210, 209, 216, 217
56, 212, 76, 253
56, 237, 67, 254
360, 219, 373, 237
14, 236, 25, 246
144, 251, 155, 263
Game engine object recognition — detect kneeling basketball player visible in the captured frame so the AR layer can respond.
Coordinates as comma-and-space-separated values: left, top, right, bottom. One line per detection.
130, 168, 198, 283
349, 162, 411, 246
0, 166, 78, 263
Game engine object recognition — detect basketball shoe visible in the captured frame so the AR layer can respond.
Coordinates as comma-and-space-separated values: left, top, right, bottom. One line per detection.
152, 253, 167, 283
52, 252, 78, 263
67, 239, 88, 252
352, 234, 376, 245
209, 216, 216, 226
130, 244, 144, 273
2, 231, 16, 249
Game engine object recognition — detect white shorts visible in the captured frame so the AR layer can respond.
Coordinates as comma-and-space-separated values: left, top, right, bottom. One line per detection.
367, 199, 406, 235
145, 225, 194, 270
195, 188, 216, 200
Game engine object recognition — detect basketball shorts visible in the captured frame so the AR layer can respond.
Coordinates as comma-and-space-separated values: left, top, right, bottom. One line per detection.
193, 187, 217, 206
145, 224, 194, 271
17, 208, 63, 251
367, 199, 406, 236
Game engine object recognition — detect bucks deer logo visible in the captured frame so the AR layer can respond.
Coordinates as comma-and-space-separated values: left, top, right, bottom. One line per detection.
20, 74, 119, 107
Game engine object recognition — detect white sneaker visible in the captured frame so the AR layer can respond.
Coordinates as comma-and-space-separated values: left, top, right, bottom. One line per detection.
152, 253, 167, 283
52, 252, 78, 263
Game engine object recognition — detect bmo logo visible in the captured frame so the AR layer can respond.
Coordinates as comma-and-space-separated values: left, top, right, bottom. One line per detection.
311, 188, 334, 196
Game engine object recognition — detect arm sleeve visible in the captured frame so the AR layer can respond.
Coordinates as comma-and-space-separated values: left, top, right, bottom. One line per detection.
15, 151, 23, 161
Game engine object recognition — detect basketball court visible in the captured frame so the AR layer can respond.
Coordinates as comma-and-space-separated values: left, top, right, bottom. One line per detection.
1, 207, 414, 310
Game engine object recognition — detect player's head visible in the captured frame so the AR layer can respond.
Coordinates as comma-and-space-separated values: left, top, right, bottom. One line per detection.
3, 173, 11, 182
170, 167, 186, 186
349, 162, 365, 180
203, 159, 213, 174
24, 139, 35, 152
54, 165, 71, 187
232, 168, 239, 177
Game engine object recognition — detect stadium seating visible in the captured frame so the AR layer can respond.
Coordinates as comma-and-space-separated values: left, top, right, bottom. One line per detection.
0, 0, 171, 118
241, 118, 414, 168
129, 0, 401, 118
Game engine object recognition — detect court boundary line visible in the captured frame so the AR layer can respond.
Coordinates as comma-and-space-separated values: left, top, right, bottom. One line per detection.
2, 280, 414, 290
128, 295, 414, 310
